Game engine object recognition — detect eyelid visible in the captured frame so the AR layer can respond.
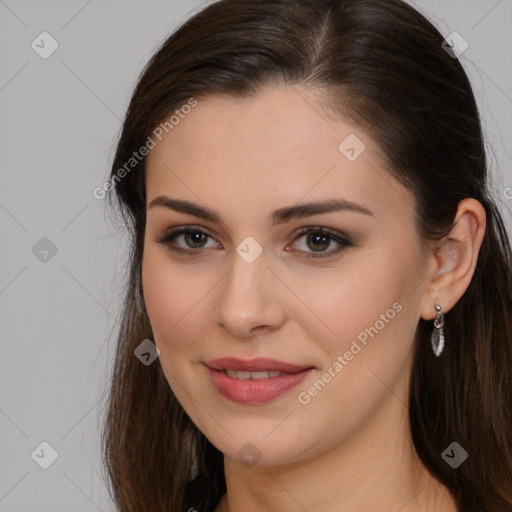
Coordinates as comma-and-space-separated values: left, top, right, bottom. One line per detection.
155, 224, 352, 258
290, 226, 352, 259
154, 225, 220, 253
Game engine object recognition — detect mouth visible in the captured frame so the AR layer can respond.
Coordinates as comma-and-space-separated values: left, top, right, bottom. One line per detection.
204, 357, 315, 404
216, 368, 296, 380
204, 356, 315, 374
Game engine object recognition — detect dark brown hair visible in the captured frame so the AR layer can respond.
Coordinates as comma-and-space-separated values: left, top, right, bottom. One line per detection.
101, 1, 512, 510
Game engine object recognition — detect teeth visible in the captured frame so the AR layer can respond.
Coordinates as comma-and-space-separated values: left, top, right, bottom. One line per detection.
225, 369, 284, 380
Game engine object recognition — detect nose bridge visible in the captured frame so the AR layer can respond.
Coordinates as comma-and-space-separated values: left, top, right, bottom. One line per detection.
214, 239, 286, 336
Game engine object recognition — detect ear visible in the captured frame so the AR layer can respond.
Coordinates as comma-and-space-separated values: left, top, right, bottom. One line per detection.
419, 198, 486, 321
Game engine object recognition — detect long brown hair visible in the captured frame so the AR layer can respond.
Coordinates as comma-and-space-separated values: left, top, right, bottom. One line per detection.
101, 1, 512, 510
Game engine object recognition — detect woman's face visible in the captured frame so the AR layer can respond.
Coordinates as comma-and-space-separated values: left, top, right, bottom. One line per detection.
142, 85, 431, 467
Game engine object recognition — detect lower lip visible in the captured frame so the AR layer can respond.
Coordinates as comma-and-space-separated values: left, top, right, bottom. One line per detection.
206, 367, 314, 404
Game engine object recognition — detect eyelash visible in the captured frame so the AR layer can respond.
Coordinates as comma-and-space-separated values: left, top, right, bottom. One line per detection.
155, 225, 352, 259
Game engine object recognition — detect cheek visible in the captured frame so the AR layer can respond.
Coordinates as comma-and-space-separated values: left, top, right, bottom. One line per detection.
296, 251, 423, 420
141, 248, 208, 361
301, 253, 413, 355
291, 259, 418, 436
323, 241, 423, 384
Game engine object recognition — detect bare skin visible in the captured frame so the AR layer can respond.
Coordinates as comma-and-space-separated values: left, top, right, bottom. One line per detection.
142, 84, 486, 512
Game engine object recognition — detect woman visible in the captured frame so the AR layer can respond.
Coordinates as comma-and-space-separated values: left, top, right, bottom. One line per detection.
101, 0, 512, 510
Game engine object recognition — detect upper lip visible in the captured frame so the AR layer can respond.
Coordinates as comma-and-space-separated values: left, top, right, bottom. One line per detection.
204, 357, 314, 373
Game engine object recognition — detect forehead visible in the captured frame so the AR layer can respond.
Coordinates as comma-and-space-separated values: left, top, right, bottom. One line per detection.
145, 85, 414, 226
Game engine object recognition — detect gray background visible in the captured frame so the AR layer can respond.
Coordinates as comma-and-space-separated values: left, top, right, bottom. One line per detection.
0, 1, 510, 510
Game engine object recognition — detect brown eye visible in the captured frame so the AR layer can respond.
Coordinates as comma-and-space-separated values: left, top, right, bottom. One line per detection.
156, 227, 220, 253
291, 227, 352, 259
155, 225, 352, 259
305, 232, 331, 252
183, 231, 209, 248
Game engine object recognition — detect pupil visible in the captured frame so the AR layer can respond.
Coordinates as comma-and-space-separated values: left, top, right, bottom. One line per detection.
186, 232, 206, 247
308, 233, 329, 252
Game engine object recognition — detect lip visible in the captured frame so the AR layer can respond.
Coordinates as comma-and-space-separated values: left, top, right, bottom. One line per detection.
204, 357, 315, 404
204, 357, 314, 373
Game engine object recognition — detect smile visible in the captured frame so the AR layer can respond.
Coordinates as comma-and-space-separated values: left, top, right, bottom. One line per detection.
206, 366, 314, 404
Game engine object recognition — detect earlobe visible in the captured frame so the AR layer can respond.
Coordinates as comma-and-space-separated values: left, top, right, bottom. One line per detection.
419, 198, 486, 321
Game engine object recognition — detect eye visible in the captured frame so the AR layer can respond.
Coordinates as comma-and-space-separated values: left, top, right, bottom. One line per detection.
155, 225, 352, 259
155, 226, 220, 253
289, 227, 352, 259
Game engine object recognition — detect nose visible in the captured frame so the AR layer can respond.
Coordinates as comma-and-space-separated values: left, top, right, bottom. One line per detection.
213, 247, 287, 338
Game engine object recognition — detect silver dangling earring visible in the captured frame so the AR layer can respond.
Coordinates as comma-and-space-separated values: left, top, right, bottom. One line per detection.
431, 303, 445, 357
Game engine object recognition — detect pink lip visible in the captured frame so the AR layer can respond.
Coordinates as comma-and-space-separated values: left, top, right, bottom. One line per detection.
204, 357, 315, 404
204, 357, 314, 373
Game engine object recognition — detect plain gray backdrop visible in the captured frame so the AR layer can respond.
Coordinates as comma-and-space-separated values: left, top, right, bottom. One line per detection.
1, 0, 511, 510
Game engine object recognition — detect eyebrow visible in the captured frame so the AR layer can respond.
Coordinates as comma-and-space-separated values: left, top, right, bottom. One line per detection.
148, 196, 374, 226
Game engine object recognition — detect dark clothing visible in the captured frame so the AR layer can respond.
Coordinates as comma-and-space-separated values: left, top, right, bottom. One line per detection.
183, 471, 222, 512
